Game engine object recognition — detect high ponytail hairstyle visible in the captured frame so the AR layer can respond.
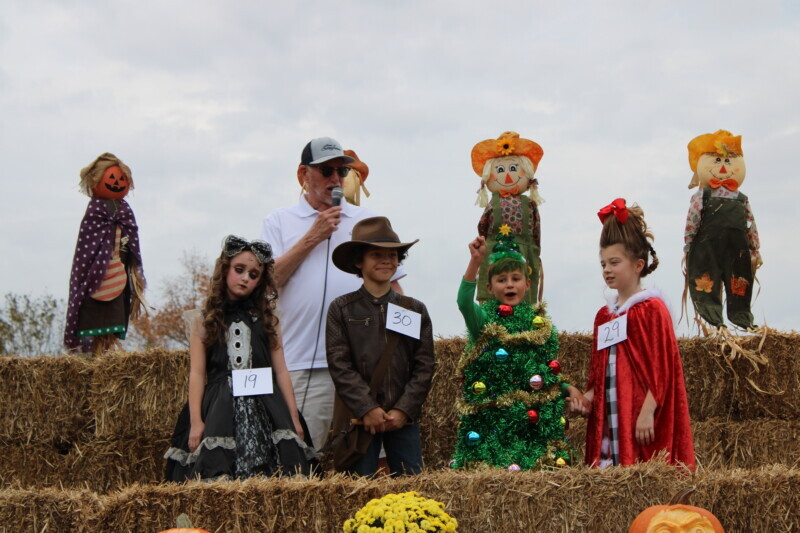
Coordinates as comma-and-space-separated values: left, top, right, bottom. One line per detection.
598, 199, 659, 278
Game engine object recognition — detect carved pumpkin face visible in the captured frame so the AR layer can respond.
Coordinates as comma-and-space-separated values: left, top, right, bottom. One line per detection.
629, 504, 724, 533
696, 153, 746, 190
92, 165, 129, 200
485, 155, 532, 196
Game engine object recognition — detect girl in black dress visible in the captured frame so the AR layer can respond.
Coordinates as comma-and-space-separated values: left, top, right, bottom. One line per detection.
165, 236, 316, 480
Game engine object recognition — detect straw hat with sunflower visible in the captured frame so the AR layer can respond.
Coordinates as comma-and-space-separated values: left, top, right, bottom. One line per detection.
471, 131, 544, 207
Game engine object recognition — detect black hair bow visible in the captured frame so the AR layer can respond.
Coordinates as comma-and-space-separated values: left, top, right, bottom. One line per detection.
222, 235, 273, 265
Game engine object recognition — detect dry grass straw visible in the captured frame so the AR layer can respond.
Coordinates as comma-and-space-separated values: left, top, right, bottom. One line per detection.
724, 331, 800, 419
0, 437, 171, 492
0, 418, 794, 491
3, 332, 798, 445
0, 355, 92, 445
422, 414, 800, 471
0, 487, 98, 533
75, 463, 800, 532
89, 348, 188, 438
419, 336, 464, 471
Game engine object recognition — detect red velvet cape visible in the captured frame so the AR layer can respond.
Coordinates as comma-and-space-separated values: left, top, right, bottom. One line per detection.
585, 294, 695, 468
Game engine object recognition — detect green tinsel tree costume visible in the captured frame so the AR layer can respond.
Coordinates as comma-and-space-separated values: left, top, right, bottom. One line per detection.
452, 231, 572, 470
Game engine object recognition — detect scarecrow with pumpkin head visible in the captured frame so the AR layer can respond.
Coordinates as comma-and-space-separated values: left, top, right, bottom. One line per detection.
684, 130, 761, 330
64, 153, 145, 353
472, 131, 544, 303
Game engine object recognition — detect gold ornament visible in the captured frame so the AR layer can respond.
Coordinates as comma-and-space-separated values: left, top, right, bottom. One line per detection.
472, 381, 487, 395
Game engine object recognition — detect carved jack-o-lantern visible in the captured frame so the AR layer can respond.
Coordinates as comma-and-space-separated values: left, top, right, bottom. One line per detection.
629, 490, 724, 533
92, 165, 130, 200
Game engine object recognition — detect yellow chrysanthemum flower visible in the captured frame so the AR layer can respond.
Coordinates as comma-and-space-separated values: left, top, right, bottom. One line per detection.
343, 492, 457, 533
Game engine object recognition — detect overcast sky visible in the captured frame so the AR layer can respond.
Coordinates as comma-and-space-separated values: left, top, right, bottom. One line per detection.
1, 1, 798, 342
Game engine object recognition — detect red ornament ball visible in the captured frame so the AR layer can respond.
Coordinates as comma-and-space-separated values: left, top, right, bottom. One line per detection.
527, 409, 539, 423
498, 304, 513, 317
548, 360, 561, 375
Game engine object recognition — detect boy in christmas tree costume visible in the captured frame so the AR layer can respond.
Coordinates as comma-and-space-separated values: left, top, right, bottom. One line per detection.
451, 230, 585, 470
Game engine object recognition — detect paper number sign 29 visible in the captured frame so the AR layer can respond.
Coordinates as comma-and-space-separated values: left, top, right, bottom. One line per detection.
386, 302, 421, 339
232, 368, 273, 397
596, 314, 628, 351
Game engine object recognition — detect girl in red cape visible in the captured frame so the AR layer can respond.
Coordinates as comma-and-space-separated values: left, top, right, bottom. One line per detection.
576, 199, 694, 468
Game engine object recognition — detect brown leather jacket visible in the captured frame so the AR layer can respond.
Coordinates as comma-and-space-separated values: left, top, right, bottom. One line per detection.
326, 287, 434, 422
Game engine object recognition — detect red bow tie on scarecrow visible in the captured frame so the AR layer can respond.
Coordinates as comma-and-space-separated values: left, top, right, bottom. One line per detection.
708, 178, 739, 191
597, 198, 629, 224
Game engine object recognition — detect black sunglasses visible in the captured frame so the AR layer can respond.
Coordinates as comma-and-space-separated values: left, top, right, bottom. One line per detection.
313, 165, 350, 178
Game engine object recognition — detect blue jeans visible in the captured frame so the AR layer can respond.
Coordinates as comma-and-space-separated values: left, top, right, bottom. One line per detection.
352, 422, 423, 477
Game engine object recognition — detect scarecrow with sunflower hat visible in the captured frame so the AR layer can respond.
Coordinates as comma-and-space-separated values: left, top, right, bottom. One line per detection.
684, 130, 761, 331
472, 131, 545, 304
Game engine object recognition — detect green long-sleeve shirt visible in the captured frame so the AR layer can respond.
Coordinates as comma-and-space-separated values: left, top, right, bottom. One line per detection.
457, 278, 486, 340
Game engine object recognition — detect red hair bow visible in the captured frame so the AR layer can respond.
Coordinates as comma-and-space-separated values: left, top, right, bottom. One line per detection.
597, 198, 629, 224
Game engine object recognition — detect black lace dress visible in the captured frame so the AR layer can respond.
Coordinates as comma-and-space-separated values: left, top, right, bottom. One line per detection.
165, 300, 316, 480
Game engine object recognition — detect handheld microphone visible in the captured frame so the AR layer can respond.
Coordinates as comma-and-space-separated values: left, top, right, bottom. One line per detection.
331, 187, 344, 207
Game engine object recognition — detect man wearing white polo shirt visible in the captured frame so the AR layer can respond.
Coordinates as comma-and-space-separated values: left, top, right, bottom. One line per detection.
260, 137, 404, 451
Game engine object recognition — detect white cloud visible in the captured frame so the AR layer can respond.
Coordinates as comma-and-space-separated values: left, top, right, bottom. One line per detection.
1, 1, 798, 341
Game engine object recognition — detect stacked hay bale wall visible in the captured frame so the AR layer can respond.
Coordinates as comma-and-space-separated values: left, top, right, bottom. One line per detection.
1, 465, 798, 532
1, 332, 799, 531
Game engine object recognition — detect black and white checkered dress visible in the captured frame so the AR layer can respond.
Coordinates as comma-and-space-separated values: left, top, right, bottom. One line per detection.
599, 345, 620, 467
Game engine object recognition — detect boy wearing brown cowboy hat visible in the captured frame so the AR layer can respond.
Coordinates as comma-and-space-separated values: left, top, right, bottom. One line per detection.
325, 216, 434, 476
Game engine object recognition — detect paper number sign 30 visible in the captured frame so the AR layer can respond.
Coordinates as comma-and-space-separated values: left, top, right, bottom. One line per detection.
596, 314, 628, 351
232, 368, 273, 397
386, 302, 421, 339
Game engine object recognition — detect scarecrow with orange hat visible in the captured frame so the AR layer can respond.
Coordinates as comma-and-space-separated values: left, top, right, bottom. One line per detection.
684, 130, 761, 330
472, 131, 544, 303
341, 149, 370, 206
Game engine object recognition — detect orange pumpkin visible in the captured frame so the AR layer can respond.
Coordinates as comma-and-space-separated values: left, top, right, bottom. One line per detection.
629, 490, 724, 533
158, 513, 211, 533
92, 165, 130, 200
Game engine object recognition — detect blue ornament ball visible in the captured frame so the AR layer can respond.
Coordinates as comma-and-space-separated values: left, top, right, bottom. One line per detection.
494, 348, 509, 361
466, 431, 480, 445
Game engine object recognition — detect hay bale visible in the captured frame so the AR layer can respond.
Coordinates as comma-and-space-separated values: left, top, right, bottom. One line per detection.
0, 437, 170, 492
0, 355, 92, 444
0, 487, 98, 533
423, 410, 800, 472
694, 418, 800, 470
419, 336, 463, 470
89, 348, 188, 439
694, 464, 800, 533
68, 437, 171, 491
2, 463, 799, 531
728, 332, 800, 419
0, 442, 69, 489
83, 464, 800, 532
679, 337, 738, 421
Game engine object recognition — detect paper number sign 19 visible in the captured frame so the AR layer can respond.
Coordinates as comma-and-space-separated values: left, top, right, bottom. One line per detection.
596, 314, 628, 351
386, 302, 421, 339
232, 368, 273, 397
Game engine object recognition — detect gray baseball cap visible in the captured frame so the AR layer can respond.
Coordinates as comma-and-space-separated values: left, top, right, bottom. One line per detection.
300, 137, 356, 165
